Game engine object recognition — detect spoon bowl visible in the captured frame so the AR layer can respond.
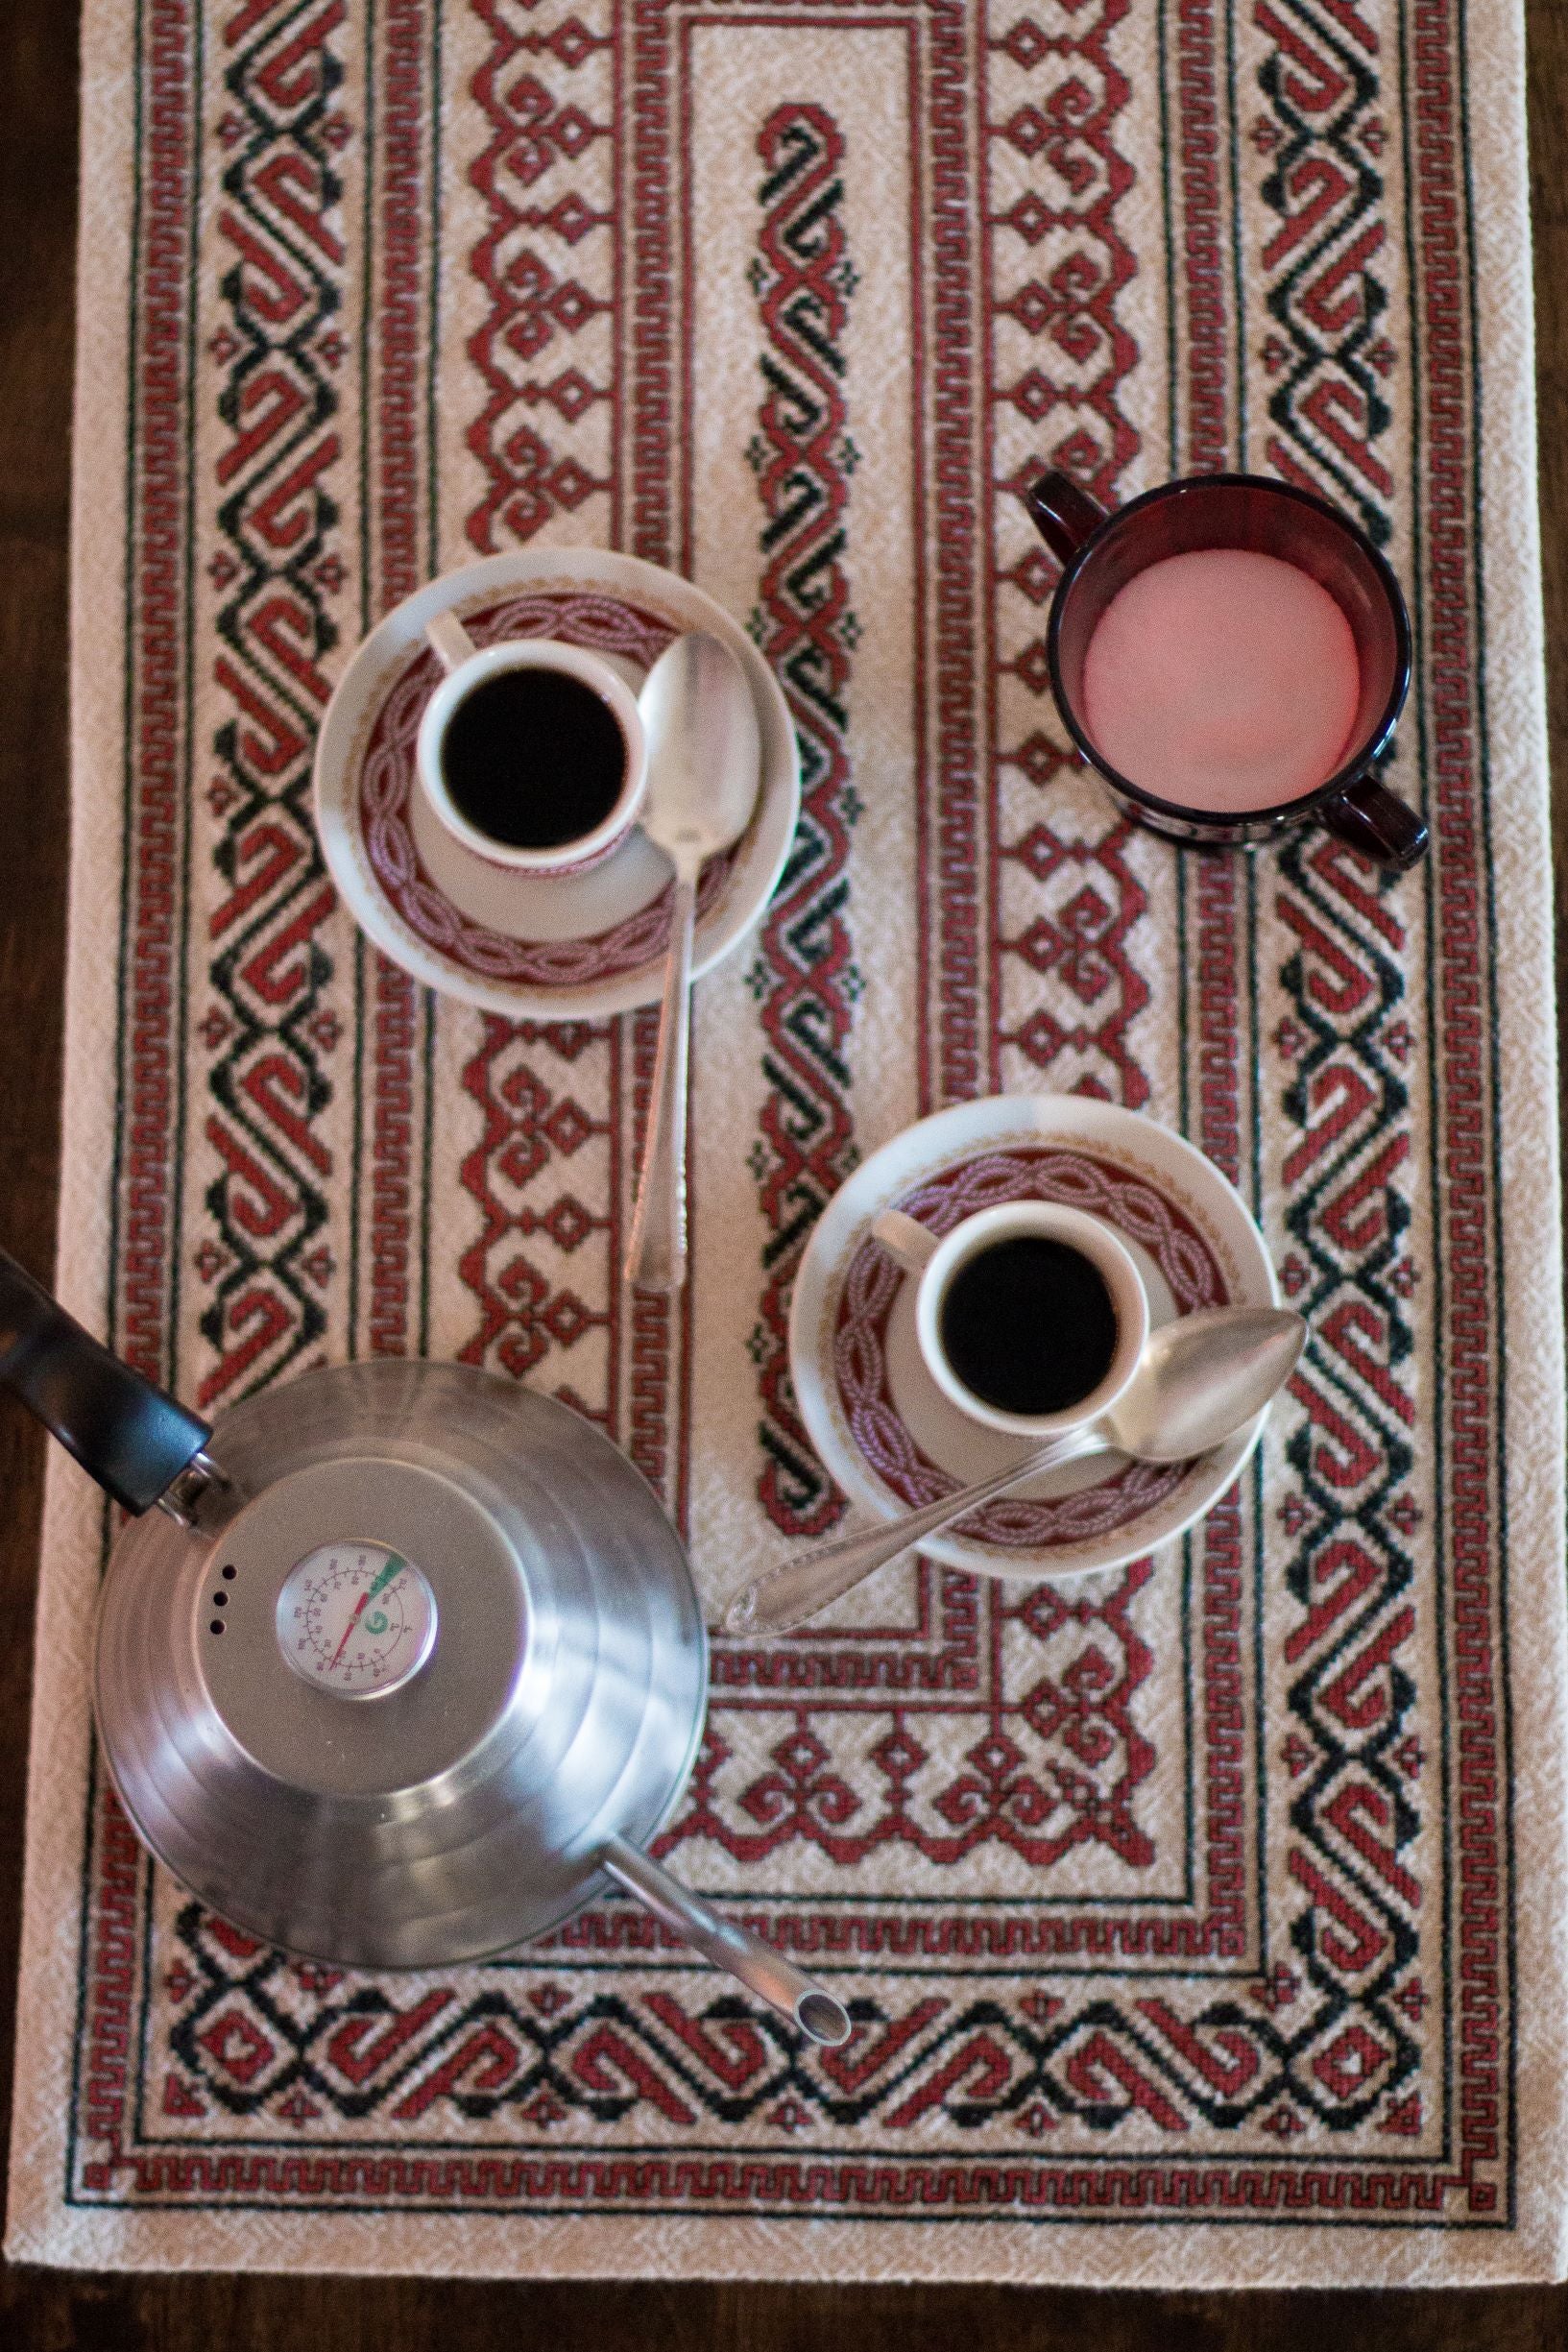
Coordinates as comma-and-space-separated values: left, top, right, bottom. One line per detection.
1094, 1304, 1306, 1460
639, 633, 762, 866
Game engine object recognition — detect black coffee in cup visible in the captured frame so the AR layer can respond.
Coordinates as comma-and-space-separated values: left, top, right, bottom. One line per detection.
939, 1234, 1118, 1417
441, 667, 626, 851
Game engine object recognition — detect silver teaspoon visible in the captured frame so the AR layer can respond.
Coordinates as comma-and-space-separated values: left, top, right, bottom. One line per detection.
723, 1304, 1305, 1636
625, 635, 761, 1293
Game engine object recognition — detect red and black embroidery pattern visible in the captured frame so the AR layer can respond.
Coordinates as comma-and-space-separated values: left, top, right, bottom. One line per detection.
453, 1, 624, 1418
198, 0, 346, 1408
988, 0, 1149, 1110
745, 103, 860, 1540
466, 0, 615, 546
1257, 0, 1427, 2150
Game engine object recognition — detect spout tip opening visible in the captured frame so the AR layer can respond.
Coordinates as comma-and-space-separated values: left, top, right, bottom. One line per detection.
797, 1990, 852, 2047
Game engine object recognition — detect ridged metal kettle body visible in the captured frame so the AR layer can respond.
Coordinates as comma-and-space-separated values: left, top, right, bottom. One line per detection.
95, 1359, 708, 1970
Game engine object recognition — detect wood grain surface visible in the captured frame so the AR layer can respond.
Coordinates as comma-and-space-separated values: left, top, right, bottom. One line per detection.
1, 5, 1564, 2343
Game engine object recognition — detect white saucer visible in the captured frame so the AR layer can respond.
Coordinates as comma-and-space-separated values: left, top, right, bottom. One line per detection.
313, 550, 801, 1021
788, 1095, 1281, 1581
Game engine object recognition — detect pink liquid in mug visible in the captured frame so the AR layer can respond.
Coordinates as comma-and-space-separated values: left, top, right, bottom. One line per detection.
1080, 548, 1362, 813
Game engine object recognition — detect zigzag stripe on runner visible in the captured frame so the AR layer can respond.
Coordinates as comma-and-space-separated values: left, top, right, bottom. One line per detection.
198, 0, 347, 1409
1255, 0, 1424, 2140
745, 103, 860, 1540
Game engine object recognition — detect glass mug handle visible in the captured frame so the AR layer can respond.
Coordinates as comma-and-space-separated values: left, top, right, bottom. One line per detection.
1025, 469, 1107, 564
1319, 777, 1429, 871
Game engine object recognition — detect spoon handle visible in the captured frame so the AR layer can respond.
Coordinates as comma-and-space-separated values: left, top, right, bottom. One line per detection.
723, 1429, 1096, 1636
626, 867, 698, 1292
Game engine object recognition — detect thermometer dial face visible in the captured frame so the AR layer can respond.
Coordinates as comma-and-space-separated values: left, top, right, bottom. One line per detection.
275, 1540, 438, 1699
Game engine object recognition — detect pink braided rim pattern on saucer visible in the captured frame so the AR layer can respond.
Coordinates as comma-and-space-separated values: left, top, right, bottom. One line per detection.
833, 1145, 1230, 1548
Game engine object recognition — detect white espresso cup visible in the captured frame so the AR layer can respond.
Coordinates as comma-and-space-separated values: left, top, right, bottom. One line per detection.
871, 1200, 1150, 1441
416, 610, 647, 877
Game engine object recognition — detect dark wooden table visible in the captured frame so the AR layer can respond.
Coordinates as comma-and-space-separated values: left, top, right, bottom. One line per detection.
2, 6, 1564, 2344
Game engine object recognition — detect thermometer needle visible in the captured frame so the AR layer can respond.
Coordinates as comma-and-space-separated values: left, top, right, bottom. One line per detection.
326, 1553, 405, 1673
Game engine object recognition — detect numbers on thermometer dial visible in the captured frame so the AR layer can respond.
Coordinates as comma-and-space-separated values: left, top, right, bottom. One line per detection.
275, 1541, 438, 1699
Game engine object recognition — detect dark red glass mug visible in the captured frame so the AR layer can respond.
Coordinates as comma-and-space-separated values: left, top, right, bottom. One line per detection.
1027, 470, 1427, 870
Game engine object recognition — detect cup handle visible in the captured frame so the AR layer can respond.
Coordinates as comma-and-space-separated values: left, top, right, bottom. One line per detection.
425, 611, 478, 674
1319, 774, 1429, 871
1025, 470, 1109, 565
870, 1209, 939, 1275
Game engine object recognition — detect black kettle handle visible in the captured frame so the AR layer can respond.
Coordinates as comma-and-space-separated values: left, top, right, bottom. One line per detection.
0, 1248, 212, 1515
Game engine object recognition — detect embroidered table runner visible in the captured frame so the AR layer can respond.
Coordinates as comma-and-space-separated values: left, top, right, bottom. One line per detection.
8, 0, 1566, 2285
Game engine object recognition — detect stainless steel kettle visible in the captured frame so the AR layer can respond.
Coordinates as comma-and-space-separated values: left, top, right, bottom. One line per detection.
0, 1249, 849, 2045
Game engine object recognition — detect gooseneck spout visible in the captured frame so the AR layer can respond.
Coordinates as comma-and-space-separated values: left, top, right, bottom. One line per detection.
601, 1834, 851, 2047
